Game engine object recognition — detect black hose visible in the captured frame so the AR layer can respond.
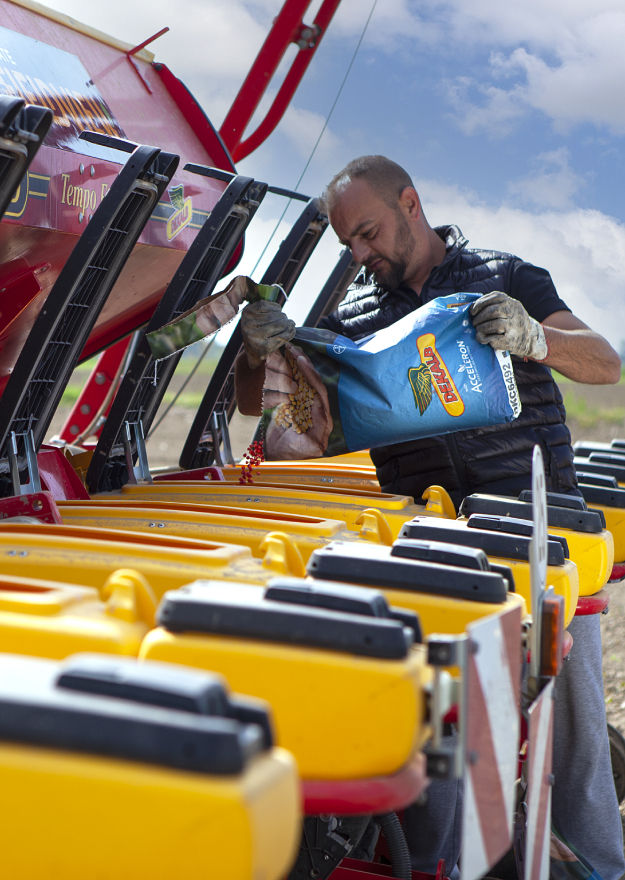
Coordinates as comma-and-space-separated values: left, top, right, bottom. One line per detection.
374, 812, 412, 880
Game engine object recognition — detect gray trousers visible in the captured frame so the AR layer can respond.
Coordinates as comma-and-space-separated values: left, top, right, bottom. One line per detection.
551, 614, 625, 880
404, 614, 625, 879
404, 770, 463, 875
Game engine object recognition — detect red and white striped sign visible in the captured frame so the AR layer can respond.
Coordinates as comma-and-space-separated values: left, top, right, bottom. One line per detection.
461, 603, 522, 880
524, 679, 554, 880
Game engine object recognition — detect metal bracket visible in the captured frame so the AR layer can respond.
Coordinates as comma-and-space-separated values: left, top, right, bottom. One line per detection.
123, 421, 152, 484
209, 411, 235, 467
294, 22, 321, 48
290, 816, 357, 880
126, 27, 169, 94
8, 430, 42, 496
424, 633, 468, 780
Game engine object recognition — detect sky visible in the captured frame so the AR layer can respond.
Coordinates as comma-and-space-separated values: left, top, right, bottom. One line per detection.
33, 0, 625, 353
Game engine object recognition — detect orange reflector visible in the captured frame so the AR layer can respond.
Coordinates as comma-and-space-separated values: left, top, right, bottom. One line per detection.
539, 593, 565, 678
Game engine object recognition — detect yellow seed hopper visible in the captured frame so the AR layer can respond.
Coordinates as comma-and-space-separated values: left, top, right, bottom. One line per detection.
0, 569, 156, 659
576, 482, 625, 563
0, 653, 300, 880
0, 521, 309, 595
57, 498, 387, 559
396, 514, 579, 625
305, 539, 528, 640
101, 480, 453, 541
140, 579, 430, 782
458, 494, 613, 597
156, 461, 383, 493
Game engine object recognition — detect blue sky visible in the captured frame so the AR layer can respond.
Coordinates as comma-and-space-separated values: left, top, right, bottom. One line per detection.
42, 0, 625, 353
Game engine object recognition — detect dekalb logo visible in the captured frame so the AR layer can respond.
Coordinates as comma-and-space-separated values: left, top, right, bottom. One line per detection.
408, 333, 465, 417
165, 185, 193, 240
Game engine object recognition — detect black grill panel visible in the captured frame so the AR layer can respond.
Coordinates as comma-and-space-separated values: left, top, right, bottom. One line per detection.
5, 185, 154, 444
179, 198, 328, 470
85, 174, 267, 494
0, 143, 179, 497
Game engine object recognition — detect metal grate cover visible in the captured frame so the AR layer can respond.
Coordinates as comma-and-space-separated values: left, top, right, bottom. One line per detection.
178, 197, 329, 470
85, 172, 267, 494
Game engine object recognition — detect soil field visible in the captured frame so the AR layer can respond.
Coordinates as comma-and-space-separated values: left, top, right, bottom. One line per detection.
49, 370, 625, 823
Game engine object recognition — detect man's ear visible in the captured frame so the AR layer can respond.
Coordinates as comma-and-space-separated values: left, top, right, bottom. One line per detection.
399, 186, 421, 218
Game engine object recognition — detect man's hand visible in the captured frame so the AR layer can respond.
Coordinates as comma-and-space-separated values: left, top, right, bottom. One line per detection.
240, 300, 296, 369
264, 345, 333, 459
470, 292, 548, 361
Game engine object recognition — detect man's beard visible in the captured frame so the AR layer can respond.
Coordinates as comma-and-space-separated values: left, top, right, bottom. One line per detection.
372, 257, 407, 289
369, 211, 413, 289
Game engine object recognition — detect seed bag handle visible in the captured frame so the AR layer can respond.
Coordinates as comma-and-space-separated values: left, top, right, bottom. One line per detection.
145, 275, 284, 360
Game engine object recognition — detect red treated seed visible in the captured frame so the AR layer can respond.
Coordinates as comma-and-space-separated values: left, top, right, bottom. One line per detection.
239, 436, 265, 484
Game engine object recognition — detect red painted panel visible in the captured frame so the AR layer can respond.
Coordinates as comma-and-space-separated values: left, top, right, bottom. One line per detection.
0, 2, 234, 363
302, 754, 427, 816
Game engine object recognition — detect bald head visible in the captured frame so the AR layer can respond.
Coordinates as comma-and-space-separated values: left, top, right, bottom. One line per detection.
321, 155, 414, 214
321, 155, 446, 293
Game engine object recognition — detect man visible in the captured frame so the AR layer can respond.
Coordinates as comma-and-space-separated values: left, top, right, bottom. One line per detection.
236, 155, 624, 879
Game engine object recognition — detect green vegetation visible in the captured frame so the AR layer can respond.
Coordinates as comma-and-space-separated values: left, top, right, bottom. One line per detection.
555, 368, 625, 429
562, 392, 625, 428
162, 391, 205, 408
61, 343, 221, 407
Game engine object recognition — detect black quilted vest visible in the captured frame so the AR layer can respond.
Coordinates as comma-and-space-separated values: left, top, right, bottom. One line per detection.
320, 225, 577, 505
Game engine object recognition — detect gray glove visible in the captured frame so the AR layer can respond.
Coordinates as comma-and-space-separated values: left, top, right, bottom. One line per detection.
240, 299, 296, 369
470, 291, 548, 361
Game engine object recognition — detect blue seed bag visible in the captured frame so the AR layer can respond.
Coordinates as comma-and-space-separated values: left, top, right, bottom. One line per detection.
261, 292, 521, 460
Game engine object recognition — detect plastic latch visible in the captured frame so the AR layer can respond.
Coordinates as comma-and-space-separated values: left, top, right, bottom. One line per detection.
56, 654, 229, 714
356, 508, 394, 545
101, 568, 157, 625
422, 485, 456, 519
259, 532, 306, 577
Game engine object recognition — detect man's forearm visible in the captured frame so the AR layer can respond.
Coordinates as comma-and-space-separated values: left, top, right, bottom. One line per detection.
234, 352, 265, 415
541, 324, 622, 384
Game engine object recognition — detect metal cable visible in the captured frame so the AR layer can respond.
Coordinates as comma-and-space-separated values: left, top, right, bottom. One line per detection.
249, 0, 379, 276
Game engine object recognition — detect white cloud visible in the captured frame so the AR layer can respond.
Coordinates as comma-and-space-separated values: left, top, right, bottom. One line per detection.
269, 103, 341, 161
330, 0, 436, 50
420, 178, 625, 350
443, 77, 527, 137
432, 2, 625, 134
41, 0, 625, 140
422, 0, 625, 54
507, 148, 585, 211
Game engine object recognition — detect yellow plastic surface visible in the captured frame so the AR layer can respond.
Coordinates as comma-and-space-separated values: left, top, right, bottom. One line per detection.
456, 517, 614, 597
218, 464, 382, 493
0, 522, 305, 598
140, 613, 430, 780
540, 527, 613, 596
106, 482, 431, 540
152, 452, 379, 482
0, 740, 300, 880
488, 557, 579, 626
0, 569, 155, 659
314, 451, 376, 467
58, 499, 384, 559
588, 504, 625, 563
372, 589, 527, 678
380, 588, 527, 640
